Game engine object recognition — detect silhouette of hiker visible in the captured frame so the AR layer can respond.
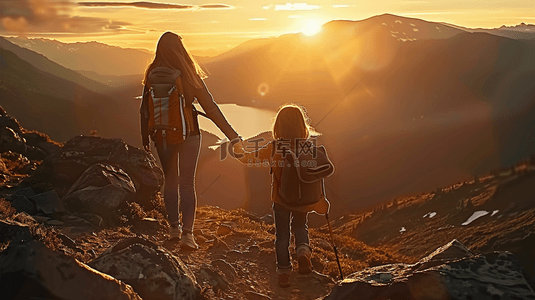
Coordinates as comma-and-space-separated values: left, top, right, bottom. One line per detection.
140, 32, 240, 250
233, 104, 330, 287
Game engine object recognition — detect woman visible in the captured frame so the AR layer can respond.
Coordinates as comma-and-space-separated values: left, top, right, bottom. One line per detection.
140, 32, 240, 250
233, 104, 330, 287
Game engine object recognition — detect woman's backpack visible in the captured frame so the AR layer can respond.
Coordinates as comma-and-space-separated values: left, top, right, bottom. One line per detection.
276, 143, 335, 208
145, 67, 195, 149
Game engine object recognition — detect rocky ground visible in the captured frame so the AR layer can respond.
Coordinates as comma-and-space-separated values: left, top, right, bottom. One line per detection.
0, 122, 403, 300
335, 161, 535, 289
1, 107, 534, 299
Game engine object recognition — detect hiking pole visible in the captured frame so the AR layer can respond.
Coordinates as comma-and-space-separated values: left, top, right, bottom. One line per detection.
325, 213, 344, 280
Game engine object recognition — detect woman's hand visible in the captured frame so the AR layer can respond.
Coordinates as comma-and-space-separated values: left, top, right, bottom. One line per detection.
232, 138, 244, 156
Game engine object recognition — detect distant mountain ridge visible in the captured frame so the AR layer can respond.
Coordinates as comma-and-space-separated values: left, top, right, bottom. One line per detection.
441, 21, 535, 40
0, 37, 108, 94
0, 45, 140, 144
5, 36, 153, 76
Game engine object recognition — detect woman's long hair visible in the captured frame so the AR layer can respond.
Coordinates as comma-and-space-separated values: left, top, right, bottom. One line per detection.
143, 32, 206, 89
272, 104, 318, 147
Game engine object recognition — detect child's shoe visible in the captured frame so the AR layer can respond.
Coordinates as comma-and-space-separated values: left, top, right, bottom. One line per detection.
296, 244, 313, 275
277, 269, 291, 288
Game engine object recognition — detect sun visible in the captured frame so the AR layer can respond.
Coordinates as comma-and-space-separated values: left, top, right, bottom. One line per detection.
300, 19, 323, 36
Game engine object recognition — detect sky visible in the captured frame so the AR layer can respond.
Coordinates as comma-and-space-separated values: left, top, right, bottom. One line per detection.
1, 0, 534, 55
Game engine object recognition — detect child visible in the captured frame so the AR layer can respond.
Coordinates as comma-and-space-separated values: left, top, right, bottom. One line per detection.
233, 104, 330, 287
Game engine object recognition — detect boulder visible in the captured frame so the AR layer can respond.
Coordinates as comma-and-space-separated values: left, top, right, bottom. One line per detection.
22, 131, 62, 156
10, 187, 36, 198
0, 127, 47, 160
10, 195, 37, 215
0, 240, 141, 300
323, 240, 535, 300
63, 163, 136, 226
490, 231, 535, 289
0, 219, 33, 244
67, 163, 136, 195
198, 266, 230, 291
30, 190, 65, 215
55, 136, 163, 203
88, 237, 201, 300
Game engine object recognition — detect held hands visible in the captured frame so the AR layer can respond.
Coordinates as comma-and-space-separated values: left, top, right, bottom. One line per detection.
229, 136, 245, 161
232, 138, 244, 155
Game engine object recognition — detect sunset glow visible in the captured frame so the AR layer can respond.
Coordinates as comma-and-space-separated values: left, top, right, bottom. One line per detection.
0, 1, 533, 55
300, 19, 323, 36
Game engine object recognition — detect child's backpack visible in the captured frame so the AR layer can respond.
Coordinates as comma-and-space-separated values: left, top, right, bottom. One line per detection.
145, 67, 195, 149
276, 142, 335, 208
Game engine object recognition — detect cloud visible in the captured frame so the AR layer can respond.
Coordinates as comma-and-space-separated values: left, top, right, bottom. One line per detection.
199, 4, 234, 10
77, 2, 234, 10
78, 2, 193, 9
274, 3, 320, 11
0, 0, 132, 33
332, 4, 350, 8
0, 1, 234, 34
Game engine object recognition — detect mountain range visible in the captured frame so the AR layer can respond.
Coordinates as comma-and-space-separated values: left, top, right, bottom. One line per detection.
1, 13, 535, 212
6, 37, 153, 77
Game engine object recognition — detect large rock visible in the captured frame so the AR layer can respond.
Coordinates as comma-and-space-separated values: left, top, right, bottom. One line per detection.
29, 136, 163, 205
489, 231, 535, 289
0, 127, 47, 160
89, 237, 201, 300
0, 219, 33, 244
324, 240, 535, 300
9, 195, 37, 215
63, 163, 136, 226
0, 240, 141, 300
30, 190, 65, 215
22, 131, 62, 157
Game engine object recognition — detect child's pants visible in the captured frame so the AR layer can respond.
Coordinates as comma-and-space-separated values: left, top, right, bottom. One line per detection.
272, 202, 310, 271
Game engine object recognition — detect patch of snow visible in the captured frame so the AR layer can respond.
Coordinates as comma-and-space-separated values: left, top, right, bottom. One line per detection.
410, 23, 416, 27
395, 20, 402, 24
400, 227, 406, 233
382, 23, 387, 26
398, 38, 417, 42
462, 211, 489, 226
423, 212, 436, 218
491, 210, 499, 216
413, 28, 419, 32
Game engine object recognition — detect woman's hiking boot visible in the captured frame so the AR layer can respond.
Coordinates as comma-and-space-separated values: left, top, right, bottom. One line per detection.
180, 231, 199, 250
169, 224, 182, 240
297, 244, 313, 275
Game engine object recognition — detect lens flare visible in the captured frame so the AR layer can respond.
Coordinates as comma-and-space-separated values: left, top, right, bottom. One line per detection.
257, 83, 269, 96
